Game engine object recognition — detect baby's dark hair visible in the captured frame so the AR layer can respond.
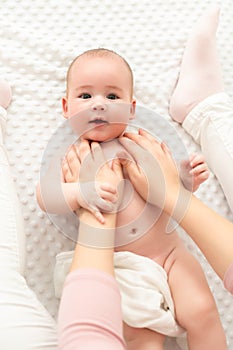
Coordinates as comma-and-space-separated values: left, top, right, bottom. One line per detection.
65, 48, 133, 96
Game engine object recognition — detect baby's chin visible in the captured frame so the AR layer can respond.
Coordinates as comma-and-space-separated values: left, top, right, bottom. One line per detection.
83, 131, 123, 143
86, 136, 115, 143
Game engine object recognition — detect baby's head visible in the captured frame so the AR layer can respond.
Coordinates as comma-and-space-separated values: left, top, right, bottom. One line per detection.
62, 48, 136, 141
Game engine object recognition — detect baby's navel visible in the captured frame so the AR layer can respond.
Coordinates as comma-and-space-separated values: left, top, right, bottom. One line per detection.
130, 228, 138, 235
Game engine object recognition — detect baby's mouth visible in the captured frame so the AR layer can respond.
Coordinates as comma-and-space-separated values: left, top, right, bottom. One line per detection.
88, 118, 108, 125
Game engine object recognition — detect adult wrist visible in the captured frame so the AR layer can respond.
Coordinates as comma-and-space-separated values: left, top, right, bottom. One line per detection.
164, 186, 192, 224
78, 209, 117, 248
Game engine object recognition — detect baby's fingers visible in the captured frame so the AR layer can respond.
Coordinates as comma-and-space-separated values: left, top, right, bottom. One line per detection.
196, 169, 210, 182
190, 153, 206, 167
190, 163, 209, 177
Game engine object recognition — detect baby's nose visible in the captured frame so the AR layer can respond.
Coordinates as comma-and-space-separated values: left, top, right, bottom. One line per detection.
92, 102, 107, 111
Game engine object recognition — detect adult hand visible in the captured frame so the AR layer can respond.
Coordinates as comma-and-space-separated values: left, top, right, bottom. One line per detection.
76, 140, 124, 248
118, 128, 191, 220
63, 140, 123, 223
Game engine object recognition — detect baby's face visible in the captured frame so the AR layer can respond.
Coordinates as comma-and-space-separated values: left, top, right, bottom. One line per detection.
62, 55, 135, 141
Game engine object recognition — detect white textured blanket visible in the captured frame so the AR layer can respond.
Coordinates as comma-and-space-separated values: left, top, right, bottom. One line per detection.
1, 1, 233, 349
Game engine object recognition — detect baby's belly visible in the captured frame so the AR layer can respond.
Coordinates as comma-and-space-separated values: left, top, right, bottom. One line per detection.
100, 139, 184, 267
114, 184, 183, 267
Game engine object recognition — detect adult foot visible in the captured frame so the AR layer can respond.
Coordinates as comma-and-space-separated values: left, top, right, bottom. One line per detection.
169, 6, 224, 124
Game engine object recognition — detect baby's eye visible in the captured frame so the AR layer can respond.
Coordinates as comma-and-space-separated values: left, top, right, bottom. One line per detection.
107, 93, 119, 100
79, 93, 91, 99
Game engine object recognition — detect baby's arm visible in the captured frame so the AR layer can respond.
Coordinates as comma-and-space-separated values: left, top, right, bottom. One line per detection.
179, 154, 209, 192
36, 144, 118, 223
36, 181, 80, 214
36, 144, 81, 214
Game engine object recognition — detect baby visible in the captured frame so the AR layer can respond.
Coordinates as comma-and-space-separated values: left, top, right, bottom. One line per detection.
37, 47, 226, 349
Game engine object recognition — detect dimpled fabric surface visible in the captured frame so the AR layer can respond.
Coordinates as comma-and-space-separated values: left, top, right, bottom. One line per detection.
0, 1, 233, 349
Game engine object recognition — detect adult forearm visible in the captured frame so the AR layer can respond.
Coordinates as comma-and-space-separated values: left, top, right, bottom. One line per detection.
170, 192, 233, 280
58, 269, 125, 350
70, 209, 117, 276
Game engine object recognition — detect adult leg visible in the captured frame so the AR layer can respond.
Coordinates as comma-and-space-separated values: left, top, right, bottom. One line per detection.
169, 7, 233, 213
0, 81, 57, 350
0, 81, 25, 275
169, 6, 223, 123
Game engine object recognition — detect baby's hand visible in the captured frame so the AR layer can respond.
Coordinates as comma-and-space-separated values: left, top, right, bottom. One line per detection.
179, 154, 209, 192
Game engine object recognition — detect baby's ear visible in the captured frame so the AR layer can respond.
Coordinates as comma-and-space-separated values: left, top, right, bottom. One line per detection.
129, 99, 136, 120
62, 96, 69, 119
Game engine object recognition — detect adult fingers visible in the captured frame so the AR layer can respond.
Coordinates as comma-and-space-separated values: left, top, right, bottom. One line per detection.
91, 141, 106, 166
112, 158, 123, 180
118, 136, 146, 162
138, 128, 162, 145
120, 132, 165, 165
62, 158, 71, 182
117, 150, 142, 186
65, 145, 81, 181
161, 141, 172, 156
79, 141, 105, 182
123, 128, 161, 149
78, 139, 92, 162
122, 132, 152, 151
90, 208, 105, 224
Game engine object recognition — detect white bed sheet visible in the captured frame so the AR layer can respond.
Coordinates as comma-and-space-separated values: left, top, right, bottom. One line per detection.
1, 0, 233, 348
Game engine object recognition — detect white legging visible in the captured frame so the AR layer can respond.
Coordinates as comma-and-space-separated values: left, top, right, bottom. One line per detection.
0, 107, 57, 350
183, 92, 233, 214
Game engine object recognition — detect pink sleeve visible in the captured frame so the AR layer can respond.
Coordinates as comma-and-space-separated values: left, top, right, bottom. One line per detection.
58, 268, 126, 350
223, 262, 233, 294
